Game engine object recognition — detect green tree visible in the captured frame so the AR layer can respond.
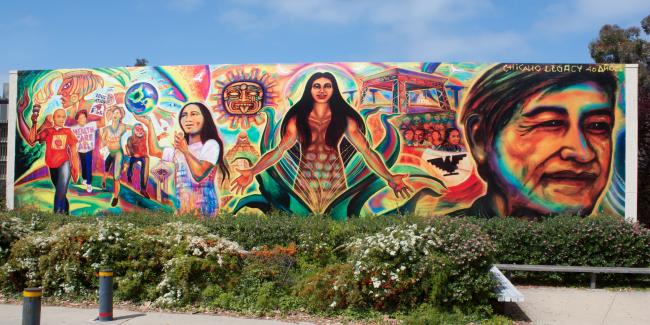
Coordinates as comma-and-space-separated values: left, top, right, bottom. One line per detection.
589, 15, 650, 226
134, 58, 149, 67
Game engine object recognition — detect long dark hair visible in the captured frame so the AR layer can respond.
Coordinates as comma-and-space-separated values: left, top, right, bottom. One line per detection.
281, 72, 365, 151
443, 127, 459, 145
179, 102, 230, 184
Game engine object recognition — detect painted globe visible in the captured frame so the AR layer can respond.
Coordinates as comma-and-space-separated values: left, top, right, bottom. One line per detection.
125, 82, 158, 115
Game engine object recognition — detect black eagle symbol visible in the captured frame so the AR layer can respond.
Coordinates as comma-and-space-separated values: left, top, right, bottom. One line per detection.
427, 154, 467, 176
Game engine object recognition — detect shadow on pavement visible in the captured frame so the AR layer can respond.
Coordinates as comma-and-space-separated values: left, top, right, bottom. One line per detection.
94, 313, 147, 321
502, 302, 531, 323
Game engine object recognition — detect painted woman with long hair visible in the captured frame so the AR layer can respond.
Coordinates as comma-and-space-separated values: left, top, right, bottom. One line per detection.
231, 72, 411, 213
134, 102, 229, 217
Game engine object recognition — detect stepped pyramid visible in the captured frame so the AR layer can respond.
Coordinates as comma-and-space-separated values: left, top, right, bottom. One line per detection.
225, 132, 260, 166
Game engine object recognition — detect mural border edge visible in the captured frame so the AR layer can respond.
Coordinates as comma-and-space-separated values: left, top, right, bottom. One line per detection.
624, 64, 638, 223
6, 70, 17, 210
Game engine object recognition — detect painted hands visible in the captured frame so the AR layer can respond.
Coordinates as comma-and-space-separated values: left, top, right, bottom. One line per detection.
230, 168, 254, 195
18, 88, 30, 116
31, 105, 41, 123
388, 173, 413, 199
132, 114, 150, 125
173, 132, 189, 154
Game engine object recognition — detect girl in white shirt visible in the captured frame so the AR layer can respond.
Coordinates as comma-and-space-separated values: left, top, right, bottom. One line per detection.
135, 102, 229, 217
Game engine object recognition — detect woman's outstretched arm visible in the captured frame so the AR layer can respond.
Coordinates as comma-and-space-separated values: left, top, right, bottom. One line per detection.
345, 117, 412, 199
230, 117, 298, 194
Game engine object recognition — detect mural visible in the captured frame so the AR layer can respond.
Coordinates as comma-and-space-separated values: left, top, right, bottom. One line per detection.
11, 62, 627, 219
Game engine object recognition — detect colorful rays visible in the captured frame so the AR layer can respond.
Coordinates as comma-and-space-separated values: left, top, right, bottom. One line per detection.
210, 66, 278, 129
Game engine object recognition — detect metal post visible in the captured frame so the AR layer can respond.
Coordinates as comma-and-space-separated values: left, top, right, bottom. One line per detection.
98, 268, 113, 321
590, 273, 597, 289
22, 287, 41, 325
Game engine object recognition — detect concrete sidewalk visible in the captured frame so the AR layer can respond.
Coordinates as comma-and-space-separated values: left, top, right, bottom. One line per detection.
0, 304, 313, 325
2, 287, 649, 324
509, 286, 650, 325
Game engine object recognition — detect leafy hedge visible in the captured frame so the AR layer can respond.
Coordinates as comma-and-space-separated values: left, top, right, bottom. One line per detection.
1, 210, 649, 322
0, 210, 495, 320
476, 215, 650, 284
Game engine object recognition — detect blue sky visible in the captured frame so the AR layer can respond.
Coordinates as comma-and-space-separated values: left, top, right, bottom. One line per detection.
1, 0, 649, 84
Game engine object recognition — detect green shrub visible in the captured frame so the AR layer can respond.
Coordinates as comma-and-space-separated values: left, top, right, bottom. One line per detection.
205, 211, 304, 250
400, 304, 512, 325
0, 214, 29, 264
294, 263, 362, 312
296, 220, 496, 313
478, 215, 650, 284
422, 218, 496, 310
346, 224, 446, 311
2, 209, 646, 320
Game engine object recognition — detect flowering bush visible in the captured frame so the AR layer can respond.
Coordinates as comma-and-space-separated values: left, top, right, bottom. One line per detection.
1, 231, 55, 292
0, 215, 29, 264
297, 220, 496, 312
421, 218, 496, 309
0, 220, 243, 302
346, 224, 445, 310
4, 210, 644, 320
154, 234, 242, 307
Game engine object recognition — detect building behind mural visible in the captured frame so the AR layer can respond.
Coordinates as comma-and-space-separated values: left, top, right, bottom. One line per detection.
1, 82, 9, 200
6, 62, 634, 220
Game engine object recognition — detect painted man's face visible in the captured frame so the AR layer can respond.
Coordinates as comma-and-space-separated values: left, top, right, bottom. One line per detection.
415, 129, 425, 142
134, 124, 145, 137
111, 108, 123, 123
53, 109, 67, 128
57, 76, 77, 108
223, 82, 263, 115
490, 82, 613, 215
311, 77, 333, 104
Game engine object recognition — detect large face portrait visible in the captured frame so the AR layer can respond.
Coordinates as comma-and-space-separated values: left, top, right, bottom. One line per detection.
223, 82, 263, 115
489, 81, 613, 215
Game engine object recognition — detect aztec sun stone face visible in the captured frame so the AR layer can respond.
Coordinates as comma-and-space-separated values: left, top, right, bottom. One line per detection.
223, 82, 263, 115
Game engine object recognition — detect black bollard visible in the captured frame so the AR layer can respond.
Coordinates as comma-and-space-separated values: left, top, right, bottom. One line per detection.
22, 287, 41, 325
98, 268, 113, 321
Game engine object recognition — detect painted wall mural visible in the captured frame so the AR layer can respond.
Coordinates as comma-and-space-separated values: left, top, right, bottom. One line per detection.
11, 62, 627, 219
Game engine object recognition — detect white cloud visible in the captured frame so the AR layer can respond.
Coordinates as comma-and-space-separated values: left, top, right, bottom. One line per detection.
394, 31, 529, 62
216, 0, 529, 60
217, 9, 269, 32
535, 0, 650, 34
219, 0, 492, 26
